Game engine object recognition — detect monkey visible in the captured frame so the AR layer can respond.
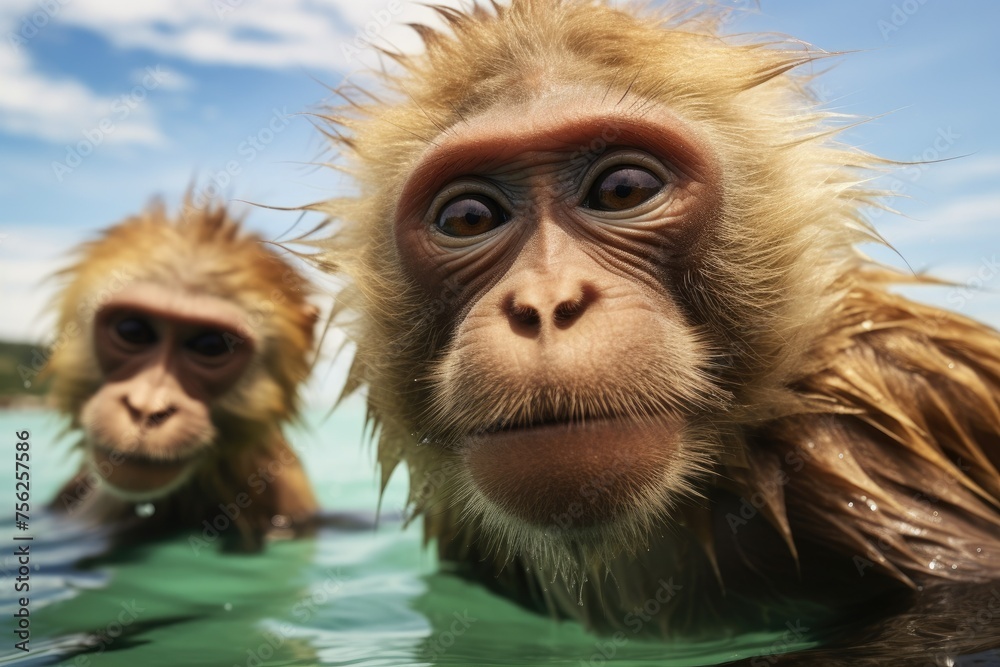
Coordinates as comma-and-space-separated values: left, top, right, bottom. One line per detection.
311, 0, 1000, 638
46, 199, 320, 550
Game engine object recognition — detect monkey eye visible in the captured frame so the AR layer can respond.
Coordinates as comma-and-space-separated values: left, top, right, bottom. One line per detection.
185, 330, 230, 357
114, 317, 157, 346
584, 166, 664, 212
435, 195, 508, 237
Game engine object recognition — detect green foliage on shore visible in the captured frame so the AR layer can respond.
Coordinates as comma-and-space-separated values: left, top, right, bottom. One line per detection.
0, 340, 50, 401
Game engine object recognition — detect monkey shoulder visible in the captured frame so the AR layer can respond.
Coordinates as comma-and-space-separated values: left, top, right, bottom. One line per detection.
751, 292, 1000, 584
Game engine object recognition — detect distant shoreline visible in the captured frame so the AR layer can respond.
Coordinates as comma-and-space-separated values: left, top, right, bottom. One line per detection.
0, 395, 49, 410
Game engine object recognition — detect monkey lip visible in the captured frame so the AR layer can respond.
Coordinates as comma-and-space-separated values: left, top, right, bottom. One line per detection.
462, 417, 677, 529
91, 444, 200, 495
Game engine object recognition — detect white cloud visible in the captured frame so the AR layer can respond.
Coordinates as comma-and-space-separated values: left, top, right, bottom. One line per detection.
879, 192, 1000, 245
0, 35, 165, 145
0, 225, 83, 341
936, 154, 1000, 188
51, 0, 465, 72
0, 0, 466, 145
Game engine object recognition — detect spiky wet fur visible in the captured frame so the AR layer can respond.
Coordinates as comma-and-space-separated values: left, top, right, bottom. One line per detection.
310, 0, 1000, 632
47, 201, 318, 549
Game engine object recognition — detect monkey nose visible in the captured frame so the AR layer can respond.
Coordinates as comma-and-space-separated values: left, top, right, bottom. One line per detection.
502, 281, 597, 336
123, 396, 178, 429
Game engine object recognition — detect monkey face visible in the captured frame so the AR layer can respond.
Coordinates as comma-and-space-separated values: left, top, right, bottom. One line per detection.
79, 282, 256, 499
392, 89, 729, 548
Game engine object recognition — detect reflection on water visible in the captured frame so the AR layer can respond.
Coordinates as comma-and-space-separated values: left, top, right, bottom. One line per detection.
0, 409, 998, 666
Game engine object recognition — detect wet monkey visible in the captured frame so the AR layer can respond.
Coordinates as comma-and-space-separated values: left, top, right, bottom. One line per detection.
48, 201, 319, 549
313, 0, 1000, 635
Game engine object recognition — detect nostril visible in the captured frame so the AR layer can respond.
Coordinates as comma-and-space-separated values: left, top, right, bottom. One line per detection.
553, 298, 583, 325
553, 284, 596, 328
504, 294, 541, 328
123, 397, 142, 423
146, 406, 177, 428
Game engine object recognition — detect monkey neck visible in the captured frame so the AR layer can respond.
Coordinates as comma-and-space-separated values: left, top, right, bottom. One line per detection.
54, 431, 318, 551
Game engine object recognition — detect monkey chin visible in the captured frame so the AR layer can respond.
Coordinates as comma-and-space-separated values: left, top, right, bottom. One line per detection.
459, 416, 695, 573
89, 443, 203, 502
465, 418, 678, 527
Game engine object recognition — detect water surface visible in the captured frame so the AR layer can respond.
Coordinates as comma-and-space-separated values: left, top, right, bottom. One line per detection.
0, 407, 997, 666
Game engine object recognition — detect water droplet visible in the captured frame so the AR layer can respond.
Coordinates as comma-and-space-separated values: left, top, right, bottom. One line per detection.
947, 362, 955, 369
932, 511, 939, 517
271, 514, 289, 528
807, 441, 815, 449
860, 495, 867, 502
868, 502, 878, 512
847, 502, 854, 508
224, 603, 233, 611
951, 564, 958, 570
976, 547, 982, 553
861, 320, 873, 331
135, 503, 155, 518
838, 453, 844, 459
928, 560, 938, 570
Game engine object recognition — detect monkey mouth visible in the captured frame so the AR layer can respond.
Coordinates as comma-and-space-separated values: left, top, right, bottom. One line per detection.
90, 444, 201, 497
462, 415, 679, 529
477, 415, 606, 435
474, 407, 652, 435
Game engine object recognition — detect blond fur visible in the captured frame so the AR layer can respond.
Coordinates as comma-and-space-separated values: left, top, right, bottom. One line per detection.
47, 200, 318, 547
309, 0, 1000, 630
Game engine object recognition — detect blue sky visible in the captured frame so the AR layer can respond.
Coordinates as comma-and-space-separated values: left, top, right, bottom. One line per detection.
1, 0, 998, 403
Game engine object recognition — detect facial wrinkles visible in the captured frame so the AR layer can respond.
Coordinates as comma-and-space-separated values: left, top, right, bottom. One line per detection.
439, 160, 675, 291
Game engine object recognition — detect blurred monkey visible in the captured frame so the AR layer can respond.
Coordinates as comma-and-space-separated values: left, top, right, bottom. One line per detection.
48, 200, 319, 549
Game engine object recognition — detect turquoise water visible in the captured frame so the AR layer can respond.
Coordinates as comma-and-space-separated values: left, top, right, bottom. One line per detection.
0, 406, 995, 666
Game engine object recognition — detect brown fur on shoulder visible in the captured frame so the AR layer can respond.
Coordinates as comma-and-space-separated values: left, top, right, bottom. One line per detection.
309, 0, 1000, 634
755, 273, 1000, 585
